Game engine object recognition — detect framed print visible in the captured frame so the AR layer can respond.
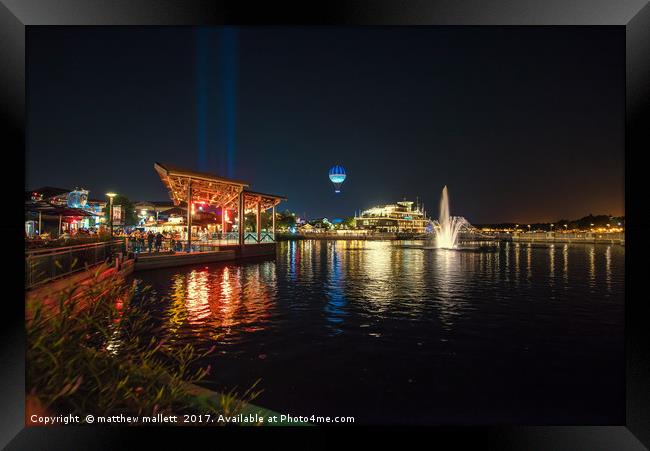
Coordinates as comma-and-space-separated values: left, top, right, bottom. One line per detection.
2, 0, 649, 448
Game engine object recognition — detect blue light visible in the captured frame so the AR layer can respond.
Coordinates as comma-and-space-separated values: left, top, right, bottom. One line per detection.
329, 165, 347, 189
220, 27, 238, 178
196, 28, 209, 171
196, 27, 238, 176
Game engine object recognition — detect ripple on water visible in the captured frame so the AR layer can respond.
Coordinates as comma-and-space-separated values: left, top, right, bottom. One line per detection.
133, 240, 625, 422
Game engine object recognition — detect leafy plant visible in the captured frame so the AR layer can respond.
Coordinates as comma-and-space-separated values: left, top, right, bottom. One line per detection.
26, 268, 261, 424
103, 194, 138, 226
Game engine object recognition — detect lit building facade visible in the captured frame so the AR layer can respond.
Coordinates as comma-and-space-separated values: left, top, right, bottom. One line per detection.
25, 186, 107, 236
355, 200, 430, 233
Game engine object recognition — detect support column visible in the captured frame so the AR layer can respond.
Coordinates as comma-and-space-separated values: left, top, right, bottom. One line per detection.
238, 191, 244, 246
221, 207, 226, 237
109, 197, 114, 237
186, 181, 192, 252
256, 201, 261, 243
272, 205, 276, 241
58, 215, 62, 237
38, 211, 42, 235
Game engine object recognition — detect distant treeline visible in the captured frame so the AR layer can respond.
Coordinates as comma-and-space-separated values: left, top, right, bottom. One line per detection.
474, 214, 625, 231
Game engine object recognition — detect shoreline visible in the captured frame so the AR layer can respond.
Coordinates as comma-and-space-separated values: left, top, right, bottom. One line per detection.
275, 232, 624, 245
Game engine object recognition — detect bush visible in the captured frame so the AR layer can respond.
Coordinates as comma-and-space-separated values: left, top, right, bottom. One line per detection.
26, 268, 261, 424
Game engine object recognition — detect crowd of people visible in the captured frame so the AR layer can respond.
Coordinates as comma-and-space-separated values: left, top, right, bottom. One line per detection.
27, 224, 230, 252
126, 230, 184, 253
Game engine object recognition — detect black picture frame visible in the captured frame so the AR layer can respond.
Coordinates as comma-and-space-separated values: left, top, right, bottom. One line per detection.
2, 1, 649, 448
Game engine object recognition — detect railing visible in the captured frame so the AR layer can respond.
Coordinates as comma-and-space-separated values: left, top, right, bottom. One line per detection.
25, 239, 127, 290
244, 232, 275, 243
126, 233, 241, 254
125, 232, 276, 255
205, 232, 240, 245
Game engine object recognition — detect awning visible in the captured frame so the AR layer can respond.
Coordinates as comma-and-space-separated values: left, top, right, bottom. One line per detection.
154, 162, 286, 212
225, 189, 287, 211
160, 206, 187, 216
154, 162, 248, 208
25, 202, 100, 217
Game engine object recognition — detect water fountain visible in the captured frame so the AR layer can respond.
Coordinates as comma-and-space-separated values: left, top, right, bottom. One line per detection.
432, 186, 468, 249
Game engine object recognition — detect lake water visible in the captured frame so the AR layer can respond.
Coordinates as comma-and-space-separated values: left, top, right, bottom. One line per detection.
133, 240, 624, 424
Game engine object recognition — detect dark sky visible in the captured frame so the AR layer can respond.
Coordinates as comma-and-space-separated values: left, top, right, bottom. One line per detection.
27, 26, 624, 223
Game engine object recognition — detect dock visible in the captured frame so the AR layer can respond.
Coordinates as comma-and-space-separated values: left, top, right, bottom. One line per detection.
133, 243, 277, 271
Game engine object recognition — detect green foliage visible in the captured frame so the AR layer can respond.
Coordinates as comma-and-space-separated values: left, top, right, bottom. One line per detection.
26, 269, 260, 421
244, 211, 272, 231
103, 195, 138, 226
275, 210, 296, 231
309, 218, 332, 230
341, 217, 356, 229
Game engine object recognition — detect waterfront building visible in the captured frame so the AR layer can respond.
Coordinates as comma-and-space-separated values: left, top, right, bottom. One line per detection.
133, 201, 239, 238
133, 201, 175, 221
355, 200, 430, 233
308, 218, 332, 232
154, 162, 285, 246
298, 223, 315, 233
25, 186, 107, 237
133, 200, 178, 227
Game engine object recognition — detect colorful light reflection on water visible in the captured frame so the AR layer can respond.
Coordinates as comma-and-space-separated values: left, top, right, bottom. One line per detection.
134, 240, 624, 424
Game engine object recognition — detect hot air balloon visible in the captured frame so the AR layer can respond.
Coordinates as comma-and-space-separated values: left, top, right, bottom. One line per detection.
328, 165, 346, 193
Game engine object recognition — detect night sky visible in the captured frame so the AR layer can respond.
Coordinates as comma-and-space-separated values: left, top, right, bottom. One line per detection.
27, 26, 624, 223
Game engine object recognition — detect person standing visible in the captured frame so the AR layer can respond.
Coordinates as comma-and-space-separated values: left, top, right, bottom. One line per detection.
155, 232, 163, 252
147, 231, 154, 253
175, 231, 182, 251
128, 232, 136, 253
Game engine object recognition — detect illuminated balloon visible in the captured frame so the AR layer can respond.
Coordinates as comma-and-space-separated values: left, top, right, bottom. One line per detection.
328, 165, 346, 193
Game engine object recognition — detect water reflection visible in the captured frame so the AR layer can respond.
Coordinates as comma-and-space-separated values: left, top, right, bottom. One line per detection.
514, 243, 520, 287
362, 241, 397, 311
133, 240, 625, 398
588, 245, 596, 290
433, 249, 466, 331
105, 297, 126, 355
526, 244, 532, 283
324, 241, 348, 333
605, 245, 612, 294
287, 240, 299, 282
186, 270, 211, 324
549, 244, 555, 286
563, 244, 569, 285
162, 262, 275, 344
503, 242, 510, 283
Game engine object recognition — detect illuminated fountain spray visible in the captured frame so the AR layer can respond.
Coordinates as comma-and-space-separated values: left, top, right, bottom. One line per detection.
432, 186, 468, 249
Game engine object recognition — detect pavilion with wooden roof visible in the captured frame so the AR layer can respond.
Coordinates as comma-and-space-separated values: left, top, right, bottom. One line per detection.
154, 162, 286, 248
